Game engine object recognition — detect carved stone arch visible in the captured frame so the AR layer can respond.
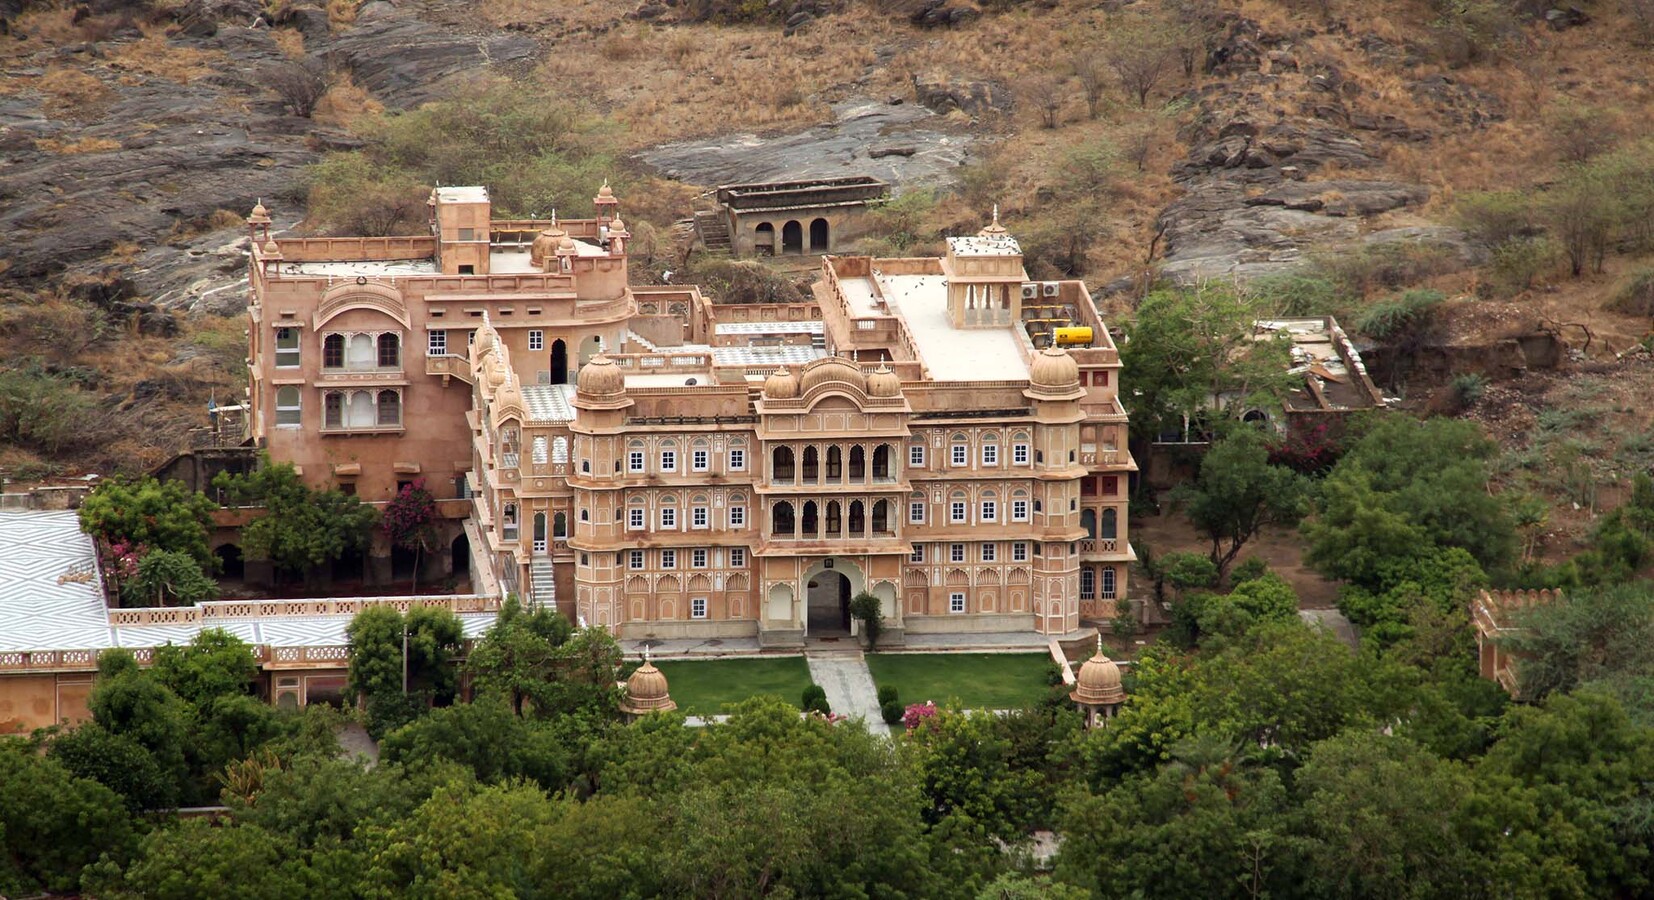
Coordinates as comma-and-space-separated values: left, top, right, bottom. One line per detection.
315, 282, 410, 329
1009, 566, 1031, 584
627, 575, 649, 594
689, 574, 712, 593
727, 573, 750, 592
945, 567, 970, 586
978, 568, 1001, 585
904, 569, 928, 588
659, 575, 681, 593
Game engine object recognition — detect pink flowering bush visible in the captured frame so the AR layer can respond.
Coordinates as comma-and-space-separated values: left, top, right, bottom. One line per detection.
901, 701, 939, 732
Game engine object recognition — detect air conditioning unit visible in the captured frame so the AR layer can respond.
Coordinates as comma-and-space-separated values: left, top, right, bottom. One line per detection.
1042, 282, 1060, 297
1021, 284, 1039, 300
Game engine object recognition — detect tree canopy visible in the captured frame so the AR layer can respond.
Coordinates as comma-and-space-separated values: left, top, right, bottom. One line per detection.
215, 459, 378, 579
79, 476, 217, 569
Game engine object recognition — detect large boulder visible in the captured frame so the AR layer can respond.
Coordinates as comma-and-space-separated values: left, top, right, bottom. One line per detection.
911, 74, 1009, 117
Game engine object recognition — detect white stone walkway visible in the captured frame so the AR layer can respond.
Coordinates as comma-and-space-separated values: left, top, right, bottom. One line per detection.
805, 650, 888, 736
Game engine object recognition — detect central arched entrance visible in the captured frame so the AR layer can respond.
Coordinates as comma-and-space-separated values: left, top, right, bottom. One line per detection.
550, 339, 568, 385
803, 557, 864, 637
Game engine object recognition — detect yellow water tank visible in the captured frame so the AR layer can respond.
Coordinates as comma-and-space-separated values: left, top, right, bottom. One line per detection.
1053, 326, 1093, 346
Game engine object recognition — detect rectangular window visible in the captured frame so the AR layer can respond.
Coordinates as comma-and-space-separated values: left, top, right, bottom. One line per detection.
951, 444, 967, 466
274, 327, 300, 367
274, 387, 301, 426
692, 597, 708, 619
950, 543, 965, 563
323, 336, 344, 369
692, 548, 707, 568
729, 449, 746, 471
629, 550, 644, 569
428, 330, 447, 356
981, 500, 997, 522
1012, 500, 1029, 522
1103, 476, 1119, 496
1096, 370, 1110, 386
909, 445, 925, 467
730, 506, 746, 527
660, 508, 676, 529
693, 506, 708, 528
1012, 542, 1028, 562
528, 330, 544, 351
378, 335, 399, 368
982, 444, 998, 466
950, 502, 967, 523
1013, 443, 1029, 464
458, 227, 476, 241
692, 450, 709, 471
910, 545, 925, 563
324, 393, 343, 428
981, 543, 997, 562
949, 592, 966, 614
629, 451, 645, 473
909, 501, 925, 523
730, 547, 746, 568
661, 451, 677, 472
661, 550, 676, 569
628, 508, 645, 529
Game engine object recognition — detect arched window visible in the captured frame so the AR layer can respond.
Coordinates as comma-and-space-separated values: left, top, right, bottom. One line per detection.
755, 222, 776, 256
346, 390, 374, 428
376, 390, 400, 426
802, 446, 820, 481
826, 446, 842, 479
532, 436, 548, 465
275, 386, 301, 425
848, 445, 865, 480
809, 217, 829, 252
872, 444, 892, 480
323, 334, 345, 369
323, 391, 344, 428
872, 499, 890, 534
848, 500, 865, 533
1080, 568, 1095, 600
782, 220, 803, 254
1081, 509, 1097, 540
553, 511, 568, 538
1101, 566, 1117, 599
551, 436, 569, 463
1102, 508, 1118, 539
347, 333, 375, 369
825, 500, 842, 534
377, 332, 400, 368
503, 503, 519, 541
533, 512, 547, 552
773, 446, 795, 481
802, 501, 819, 535
772, 501, 795, 535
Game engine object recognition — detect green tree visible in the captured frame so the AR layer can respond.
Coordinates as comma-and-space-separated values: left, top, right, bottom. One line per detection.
1120, 283, 1295, 470
107, 819, 319, 900
79, 477, 217, 569
345, 604, 464, 734
1506, 583, 1654, 709
85, 650, 192, 807
850, 591, 884, 650
465, 595, 575, 716
1177, 430, 1312, 581
379, 699, 573, 790
48, 723, 179, 812
215, 460, 378, 582
120, 549, 216, 607
0, 740, 135, 895
151, 629, 260, 710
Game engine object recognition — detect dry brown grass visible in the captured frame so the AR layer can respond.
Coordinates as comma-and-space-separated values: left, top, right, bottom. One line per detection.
327, 0, 359, 28
36, 67, 112, 119
271, 27, 306, 58
106, 32, 225, 83
34, 136, 121, 154
312, 72, 384, 127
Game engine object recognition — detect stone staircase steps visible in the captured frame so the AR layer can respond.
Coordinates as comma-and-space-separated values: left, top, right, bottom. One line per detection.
530, 556, 555, 611
694, 210, 732, 252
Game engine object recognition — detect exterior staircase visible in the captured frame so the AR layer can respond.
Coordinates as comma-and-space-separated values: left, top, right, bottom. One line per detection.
694, 210, 732, 253
529, 555, 556, 611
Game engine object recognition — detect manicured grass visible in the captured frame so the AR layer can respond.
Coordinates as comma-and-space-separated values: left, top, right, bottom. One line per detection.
654, 657, 814, 716
865, 653, 1055, 711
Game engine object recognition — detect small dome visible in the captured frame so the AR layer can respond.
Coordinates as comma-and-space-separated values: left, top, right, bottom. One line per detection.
248, 201, 271, 225
557, 234, 578, 254
496, 376, 522, 411
596, 180, 616, 202
487, 360, 507, 389
577, 354, 626, 395
978, 203, 1008, 237
867, 364, 901, 398
799, 356, 866, 394
620, 660, 677, 715
764, 366, 800, 400
608, 214, 628, 235
261, 239, 281, 257
1070, 652, 1126, 707
530, 225, 567, 268
1029, 346, 1079, 389
474, 323, 497, 356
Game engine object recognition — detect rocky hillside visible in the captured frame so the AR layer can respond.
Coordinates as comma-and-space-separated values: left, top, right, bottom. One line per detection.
3, 0, 1653, 480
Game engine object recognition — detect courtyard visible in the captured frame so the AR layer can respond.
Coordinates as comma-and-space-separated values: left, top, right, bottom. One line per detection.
653, 656, 814, 716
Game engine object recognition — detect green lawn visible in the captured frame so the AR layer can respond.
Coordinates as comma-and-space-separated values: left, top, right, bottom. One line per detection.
654, 657, 814, 716
865, 653, 1055, 710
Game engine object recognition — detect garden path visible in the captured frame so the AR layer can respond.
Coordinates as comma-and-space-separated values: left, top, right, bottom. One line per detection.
805, 650, 888, 736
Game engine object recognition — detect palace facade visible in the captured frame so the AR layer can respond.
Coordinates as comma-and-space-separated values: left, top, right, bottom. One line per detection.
244, 185, 1134, 646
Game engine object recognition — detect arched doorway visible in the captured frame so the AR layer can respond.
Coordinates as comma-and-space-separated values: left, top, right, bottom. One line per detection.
755, 222, 775, 256
215, 544, 245, 581
550, 339, 568, 385
782, 220, 803, 254
451, 533, 471, 576
807, 569, 851, 636
809, 218, 829, 252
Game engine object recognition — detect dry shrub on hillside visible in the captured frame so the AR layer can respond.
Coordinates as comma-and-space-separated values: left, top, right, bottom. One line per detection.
37, 67, 112, 119
266, 57, 330, 118
271, 27, 306, 58
34, 136, 121, 154
312, 72, 383, 127
107, 33, 223, 82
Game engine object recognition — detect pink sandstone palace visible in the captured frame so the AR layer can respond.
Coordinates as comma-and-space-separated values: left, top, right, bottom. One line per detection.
242, 184, 1135, 647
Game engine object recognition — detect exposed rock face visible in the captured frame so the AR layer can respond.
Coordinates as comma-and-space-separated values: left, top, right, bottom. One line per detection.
1147, 18, 1487, 286
0, 1, 543, 302
910, 74, 1010, 118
